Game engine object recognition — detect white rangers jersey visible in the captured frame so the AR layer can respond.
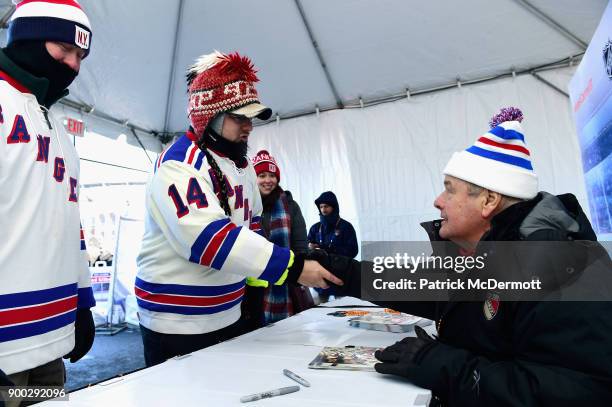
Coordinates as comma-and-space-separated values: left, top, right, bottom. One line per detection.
0, 71, 94, 375
136, 132, 292, 335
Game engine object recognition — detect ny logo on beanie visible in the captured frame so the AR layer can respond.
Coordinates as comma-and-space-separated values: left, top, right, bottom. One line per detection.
8, 0, 92, 56
74, 25, 89, 49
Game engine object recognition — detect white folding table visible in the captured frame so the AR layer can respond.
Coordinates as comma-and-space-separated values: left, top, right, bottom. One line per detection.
41, 297, 431, 406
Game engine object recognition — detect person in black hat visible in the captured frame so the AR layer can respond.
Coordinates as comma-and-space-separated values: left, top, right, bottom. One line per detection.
0, 1, 95, 405
307, 191, 358, 302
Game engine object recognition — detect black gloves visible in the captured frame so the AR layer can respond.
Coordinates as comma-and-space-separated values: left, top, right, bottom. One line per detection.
64, 308, 95, 363
0, 368, 14, 387
305, 249, 361, 297
374, 325, 436, 377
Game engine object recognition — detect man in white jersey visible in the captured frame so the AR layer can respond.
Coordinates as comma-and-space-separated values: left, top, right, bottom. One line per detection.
0, 1, 95, 405
136, 51, 342, 366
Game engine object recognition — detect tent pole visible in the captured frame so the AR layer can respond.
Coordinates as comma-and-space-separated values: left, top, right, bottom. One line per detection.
0, 5, 15, 29
293, 0, 344, 109
130, 127, 153, 164
530, 72, 569, 98
512, 0, 588, 50
79, 158, 150, 173
162, 0, 186, 134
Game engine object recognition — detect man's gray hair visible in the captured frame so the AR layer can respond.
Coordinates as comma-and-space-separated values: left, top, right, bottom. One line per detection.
466, 182, 524, 209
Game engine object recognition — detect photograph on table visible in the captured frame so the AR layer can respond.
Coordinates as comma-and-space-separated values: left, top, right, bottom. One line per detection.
308, 346, 382, 371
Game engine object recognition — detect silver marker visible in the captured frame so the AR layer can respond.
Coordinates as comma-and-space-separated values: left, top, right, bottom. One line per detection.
240, 385, 300, 403
283, 369, 311, 387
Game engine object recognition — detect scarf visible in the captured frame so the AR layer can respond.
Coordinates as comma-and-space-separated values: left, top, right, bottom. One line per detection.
262, 190, 293, 324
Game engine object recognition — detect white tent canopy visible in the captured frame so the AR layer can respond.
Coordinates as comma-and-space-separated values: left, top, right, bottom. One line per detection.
0, 0, 606, 133
0, 0, 607, 246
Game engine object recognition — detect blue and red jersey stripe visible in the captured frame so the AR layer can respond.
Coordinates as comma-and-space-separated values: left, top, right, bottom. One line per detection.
189, 218, 241, 270
0, 283, 79, 343
134, 277, 245, 315
80, 225, 86, 250
250, 216, 262, 231
157, 135, 207, 171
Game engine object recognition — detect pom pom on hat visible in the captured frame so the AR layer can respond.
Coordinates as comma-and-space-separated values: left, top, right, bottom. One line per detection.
489, 106, 523, 128
186, 51, 259, 87
252, 150, 280, 181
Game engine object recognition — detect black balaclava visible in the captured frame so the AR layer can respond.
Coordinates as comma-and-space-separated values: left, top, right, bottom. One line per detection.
4, 40, 78, 106
201, 126, 248, 168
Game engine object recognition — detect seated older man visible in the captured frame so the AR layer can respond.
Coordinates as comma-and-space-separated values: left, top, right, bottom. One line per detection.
312, 107, 612, 406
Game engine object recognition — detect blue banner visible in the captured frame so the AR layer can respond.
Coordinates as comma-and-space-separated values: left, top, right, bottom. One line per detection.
568, 2, 612, 238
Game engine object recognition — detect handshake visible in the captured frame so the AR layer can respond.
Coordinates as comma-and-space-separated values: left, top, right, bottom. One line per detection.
296, 249, 360, 296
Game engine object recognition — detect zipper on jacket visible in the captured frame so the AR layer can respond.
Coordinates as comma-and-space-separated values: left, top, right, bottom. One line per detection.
41, 107, 53, 130
436, 315, 443, 334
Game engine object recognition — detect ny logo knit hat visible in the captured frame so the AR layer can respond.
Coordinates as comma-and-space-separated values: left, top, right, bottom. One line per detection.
186, 51, 272, 137
7, 0, 92, 57
443, 107, 538, 199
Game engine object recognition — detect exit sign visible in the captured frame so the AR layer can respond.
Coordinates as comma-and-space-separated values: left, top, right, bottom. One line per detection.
65, 118, 85, 137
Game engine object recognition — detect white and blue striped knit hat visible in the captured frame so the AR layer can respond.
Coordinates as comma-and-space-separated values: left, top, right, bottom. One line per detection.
7, 0, 91, 57
443, 107, 538, 199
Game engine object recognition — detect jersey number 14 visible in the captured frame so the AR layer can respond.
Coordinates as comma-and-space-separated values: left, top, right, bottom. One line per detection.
168, 177, 208, 218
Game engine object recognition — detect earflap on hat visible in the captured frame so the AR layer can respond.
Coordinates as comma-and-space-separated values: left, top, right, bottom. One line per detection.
8, 0, 92, 57
443, 107, 538, 199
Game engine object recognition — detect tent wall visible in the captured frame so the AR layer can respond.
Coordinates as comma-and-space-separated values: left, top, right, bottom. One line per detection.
250, 66, 586, 249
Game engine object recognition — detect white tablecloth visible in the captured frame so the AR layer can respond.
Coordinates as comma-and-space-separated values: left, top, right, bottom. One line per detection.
41, 298, 431, 406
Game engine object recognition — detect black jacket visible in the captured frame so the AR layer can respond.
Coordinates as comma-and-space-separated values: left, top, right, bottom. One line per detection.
318, 192, 612, 406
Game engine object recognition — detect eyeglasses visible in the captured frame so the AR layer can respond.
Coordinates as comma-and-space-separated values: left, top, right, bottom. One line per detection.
227, 113, 252, 125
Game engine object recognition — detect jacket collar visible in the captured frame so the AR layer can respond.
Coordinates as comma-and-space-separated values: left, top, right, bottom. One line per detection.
420, 220, 444, 242
0, 48, 68, 107
419, 220, 466, 258
482, 193, 544, 241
